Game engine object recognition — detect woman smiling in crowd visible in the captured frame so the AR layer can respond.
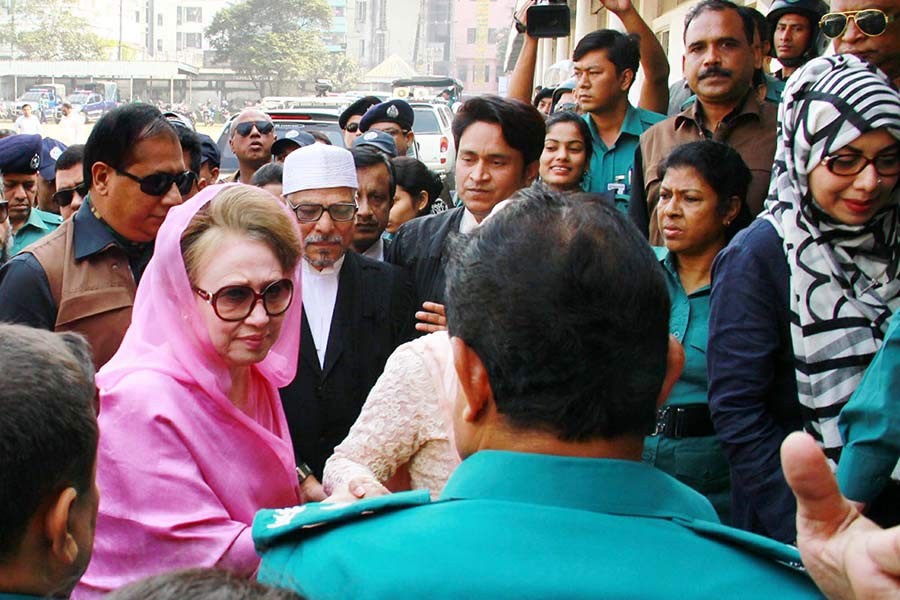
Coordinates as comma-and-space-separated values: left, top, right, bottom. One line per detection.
708, 55, 900, 542
538, 111, 593, 193
646, 140, 751, 521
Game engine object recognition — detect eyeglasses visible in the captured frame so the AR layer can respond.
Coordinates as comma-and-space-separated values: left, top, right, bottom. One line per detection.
821, 151, 900, 176
195, 279, 294, 322
287, 201, 358, 223
116, 169, 195, 196
0, 201, 8, 222
373, 127, 409, 137
819, 9, 896, 39
234, 120, 275, 136
52, 182, 89, 207
345, 122, 360, 133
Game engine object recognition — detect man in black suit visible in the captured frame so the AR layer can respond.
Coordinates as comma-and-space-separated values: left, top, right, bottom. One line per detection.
386, 96, 546, 333
279, 143, 413, 500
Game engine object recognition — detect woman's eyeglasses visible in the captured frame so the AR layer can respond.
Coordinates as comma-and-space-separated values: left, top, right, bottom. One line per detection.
116, 169, 196, 196
819, 9, 895, 39
821, 151, 900, 177
52, 182, 90, 207
233, 120, 275, 136
195, 279, 294, 322
288, 202, 358, 223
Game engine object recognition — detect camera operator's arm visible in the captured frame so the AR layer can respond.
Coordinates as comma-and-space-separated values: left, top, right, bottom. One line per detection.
506, 1, 539, 105
600, 0, 669, 114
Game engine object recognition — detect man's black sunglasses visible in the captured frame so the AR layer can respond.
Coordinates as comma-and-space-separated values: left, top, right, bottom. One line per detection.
234, 120, 275, 136
116, 169, 195, 196
345, 122, 360, 133
52, 182, 89, 207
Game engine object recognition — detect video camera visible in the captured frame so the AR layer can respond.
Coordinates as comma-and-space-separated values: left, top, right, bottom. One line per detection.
526, 0, 571, 38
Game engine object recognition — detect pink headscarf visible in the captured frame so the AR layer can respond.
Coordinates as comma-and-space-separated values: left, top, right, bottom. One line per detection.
75, 184, 303, 597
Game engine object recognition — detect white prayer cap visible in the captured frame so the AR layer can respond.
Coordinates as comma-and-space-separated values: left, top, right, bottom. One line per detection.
282, 143, 358, 195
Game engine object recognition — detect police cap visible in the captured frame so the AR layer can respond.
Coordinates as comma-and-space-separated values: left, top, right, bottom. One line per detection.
352, 129, 398, 158
0, 134, 42, 175
339, 96, 382, 130
359, 99, 414, 133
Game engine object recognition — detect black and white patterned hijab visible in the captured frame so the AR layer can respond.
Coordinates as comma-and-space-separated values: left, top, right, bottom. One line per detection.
763, 54, 900, 468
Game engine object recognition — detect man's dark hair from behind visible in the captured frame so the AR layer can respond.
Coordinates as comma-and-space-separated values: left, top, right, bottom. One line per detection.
351, 146, 396, 199
176, 127, 202, 176
684, 0, 756, 45
250, 162, 283, 188
0, 324, 98, 563
445, 187, 670, 441
82, 104, 178, 189
744, 6, 770, 47
450, 96, 546, 167
56, 144, 85, 173
106, 568, 305, 600
572, 30, 641, 77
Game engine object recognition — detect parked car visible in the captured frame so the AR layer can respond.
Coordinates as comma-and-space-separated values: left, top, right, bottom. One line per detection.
410, 102, 455, 176
67, 84, 118, 123
17, 84, 66, 123
215, 108, 345, 176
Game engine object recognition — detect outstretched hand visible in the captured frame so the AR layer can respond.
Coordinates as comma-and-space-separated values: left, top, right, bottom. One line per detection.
782, 432, 900, 599
597, 0, 635, 16
324, 477, 391, 504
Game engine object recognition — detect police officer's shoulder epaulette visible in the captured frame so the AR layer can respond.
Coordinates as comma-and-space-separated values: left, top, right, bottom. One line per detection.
672, 516, 807, 573
253, 490, 432, 549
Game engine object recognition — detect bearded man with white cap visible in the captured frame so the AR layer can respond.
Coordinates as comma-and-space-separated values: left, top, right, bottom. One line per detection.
278, 143, 415, 500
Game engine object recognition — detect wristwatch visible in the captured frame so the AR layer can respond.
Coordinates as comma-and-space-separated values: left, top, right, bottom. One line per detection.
296, 462, 314, 483
515, 17, 527, 33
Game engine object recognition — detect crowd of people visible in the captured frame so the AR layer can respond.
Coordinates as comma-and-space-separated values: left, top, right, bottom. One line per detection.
0, 0, 899, 597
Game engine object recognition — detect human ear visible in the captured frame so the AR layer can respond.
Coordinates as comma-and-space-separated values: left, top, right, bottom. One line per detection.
91, 163, 112, 197
414, 190, 430, 214
619, 68, 635, 92
524, 160, 540, 186
44, 487, 80, 565
451, 336, 492, 423
723, 195, 741, 227
656, 334, 685, 409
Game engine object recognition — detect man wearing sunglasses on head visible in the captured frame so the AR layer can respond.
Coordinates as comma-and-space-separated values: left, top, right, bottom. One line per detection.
823, 0, 900, 85
0, 104, 187, 368
225, 108, 276, 184
339, 96, 382, 149
278, 143, 414, 502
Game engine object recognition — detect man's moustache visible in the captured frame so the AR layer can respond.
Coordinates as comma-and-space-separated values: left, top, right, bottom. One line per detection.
699, 67, 733, 79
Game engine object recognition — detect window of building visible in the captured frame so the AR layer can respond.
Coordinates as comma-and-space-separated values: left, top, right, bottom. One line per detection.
458, 64, 468, 81
359, 39, 366, 59
157, 13, 163, 26
655, 29, 670, 56
185, 7, 202, 22
185, 32, 202, 48
177, 6, 183, 25
484, 64, 490, 82
356, 0, 366, 22
135, 10, 141, 22
467, 28, 476, 43
488, 28, 498, 43
157, 39, 163, 51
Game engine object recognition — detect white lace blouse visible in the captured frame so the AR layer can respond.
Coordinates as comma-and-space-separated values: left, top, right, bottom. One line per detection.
322, 331, 461, 498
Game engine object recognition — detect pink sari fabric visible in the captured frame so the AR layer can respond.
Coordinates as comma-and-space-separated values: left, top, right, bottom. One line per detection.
74, 184, 303, 598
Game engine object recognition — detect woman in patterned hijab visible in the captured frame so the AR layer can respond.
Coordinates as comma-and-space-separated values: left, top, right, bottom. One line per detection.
707, 53, 900, 541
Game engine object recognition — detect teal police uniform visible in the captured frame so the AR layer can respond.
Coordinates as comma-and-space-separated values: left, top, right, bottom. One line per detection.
643, 248, 731, 521
255, 450, 820, 599
581, 104, 665, 212
838, 313, 900, 503
10, 207, 62, 255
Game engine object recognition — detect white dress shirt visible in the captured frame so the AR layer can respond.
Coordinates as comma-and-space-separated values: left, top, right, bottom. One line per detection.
302, 255, 345, 368
459, 208, 479, 234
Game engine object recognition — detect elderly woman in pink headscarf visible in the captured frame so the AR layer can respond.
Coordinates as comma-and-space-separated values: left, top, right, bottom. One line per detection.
74, 184, 304, 597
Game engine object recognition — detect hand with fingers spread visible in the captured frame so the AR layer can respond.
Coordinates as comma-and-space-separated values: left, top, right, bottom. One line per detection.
782, 431, 900, 600
415, 301, 447, 333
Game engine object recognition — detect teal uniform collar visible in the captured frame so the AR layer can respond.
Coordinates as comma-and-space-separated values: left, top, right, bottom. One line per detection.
0, 593, 48, 599
584, 103, 645, 151
440, 450, 719, 522
19, 206, 55, 233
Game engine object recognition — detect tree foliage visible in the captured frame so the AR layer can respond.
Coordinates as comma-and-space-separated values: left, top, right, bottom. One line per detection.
206, 0, 333, 96
13, 0, 107, 60
323, 53, 361, 91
